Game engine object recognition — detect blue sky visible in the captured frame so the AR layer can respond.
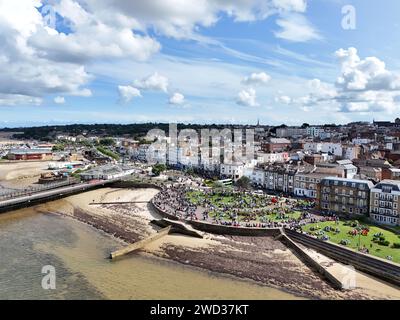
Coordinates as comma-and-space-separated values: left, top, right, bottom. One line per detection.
1, 0, 400, 127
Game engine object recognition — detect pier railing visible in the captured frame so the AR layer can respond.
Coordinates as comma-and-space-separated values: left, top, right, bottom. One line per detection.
0, 178, 80, 201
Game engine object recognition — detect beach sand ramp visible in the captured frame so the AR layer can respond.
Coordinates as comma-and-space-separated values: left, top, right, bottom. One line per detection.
110, 226, 172, 260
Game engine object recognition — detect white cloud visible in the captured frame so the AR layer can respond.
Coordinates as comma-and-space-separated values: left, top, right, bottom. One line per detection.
169, 92, 185, 105
82, 0, 308, 39
0, 0, 159, 106
275, 95, 292, 104
242, 72, 271, 85
118, 85, 142, 103
54, 96, 66, 104
133, 72, 169, 93
274, 13, 321, 42
30, 0, 160, 63
335, 47, 400, 91
334, 48, 400, 113
288, 49, 400, 114
0, 94, 42, 106
0, 0, 315, 107
237, 88, 259, 107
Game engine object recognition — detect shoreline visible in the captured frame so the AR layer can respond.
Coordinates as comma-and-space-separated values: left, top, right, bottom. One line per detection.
11, 187, 400, 300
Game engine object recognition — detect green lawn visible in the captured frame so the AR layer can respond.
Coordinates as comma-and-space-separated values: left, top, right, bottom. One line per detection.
302, 221, 400, 263
187, 190, 302, 223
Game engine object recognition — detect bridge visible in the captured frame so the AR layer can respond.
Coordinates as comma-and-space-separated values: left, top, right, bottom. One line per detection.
0, 179, 122, 213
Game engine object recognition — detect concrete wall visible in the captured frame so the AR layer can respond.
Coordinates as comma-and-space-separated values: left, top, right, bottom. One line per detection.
151, 199, 281, 236
188, 220, 281, 236
279, 231, 343, 290
284, 228, 400, 287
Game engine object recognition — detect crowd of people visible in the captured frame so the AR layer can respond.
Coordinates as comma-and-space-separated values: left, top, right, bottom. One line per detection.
153, 185, 314, 229
153, 185, 198, 220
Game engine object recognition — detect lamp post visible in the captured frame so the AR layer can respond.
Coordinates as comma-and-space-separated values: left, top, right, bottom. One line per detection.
357, 226, 362, 250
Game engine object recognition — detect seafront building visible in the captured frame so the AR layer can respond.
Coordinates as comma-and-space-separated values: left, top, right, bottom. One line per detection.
320, 177, 373, 216
370, 180, 400, 226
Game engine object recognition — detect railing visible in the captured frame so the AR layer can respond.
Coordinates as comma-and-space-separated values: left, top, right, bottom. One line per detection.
0, 178, 79, 201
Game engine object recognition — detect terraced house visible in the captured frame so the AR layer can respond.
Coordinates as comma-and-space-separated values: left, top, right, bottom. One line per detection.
320, 177, 374, 216
370, 180, 400, 226
294, 172, 328, 200
264, 165, 298, 195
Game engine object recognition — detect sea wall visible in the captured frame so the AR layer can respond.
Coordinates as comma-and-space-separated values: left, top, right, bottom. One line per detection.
284, 228, 400, 287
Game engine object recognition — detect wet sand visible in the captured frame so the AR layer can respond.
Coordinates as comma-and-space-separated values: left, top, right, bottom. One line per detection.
35, 187, 400, 300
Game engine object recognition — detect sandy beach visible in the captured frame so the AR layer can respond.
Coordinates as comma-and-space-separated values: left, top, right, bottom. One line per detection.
0, 161, 51, 190
32, 186, 400, 300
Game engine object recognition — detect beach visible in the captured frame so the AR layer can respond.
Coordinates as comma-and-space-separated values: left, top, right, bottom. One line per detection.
0, 161, 51, 191
33, 186, 400, 300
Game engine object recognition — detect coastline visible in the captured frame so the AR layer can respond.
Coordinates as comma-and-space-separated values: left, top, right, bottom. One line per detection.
25, 187, 400, 300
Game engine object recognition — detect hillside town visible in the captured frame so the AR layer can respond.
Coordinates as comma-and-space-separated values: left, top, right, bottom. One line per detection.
2, 119, 400, 229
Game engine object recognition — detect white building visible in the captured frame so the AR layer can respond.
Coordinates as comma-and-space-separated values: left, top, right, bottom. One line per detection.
306, 127, 325, 138
244, 167, 265, 186
80, 165, 136, 181
370, 180, 400, 226
352, 138, 373, 145
220, 163, 245, 181
256, 152, 289, 164
336, 160, 358, 179
221, 160, 257, 181
303, 142, 343, 156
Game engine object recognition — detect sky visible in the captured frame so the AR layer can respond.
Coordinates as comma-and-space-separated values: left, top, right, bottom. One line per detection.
1, 0, 400, 128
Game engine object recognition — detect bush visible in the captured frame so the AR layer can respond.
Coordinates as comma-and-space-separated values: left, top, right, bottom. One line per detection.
378, 240, 390, 246
152, 163, 167, 176
340, 239, 351, 246
391, 243, 400, 249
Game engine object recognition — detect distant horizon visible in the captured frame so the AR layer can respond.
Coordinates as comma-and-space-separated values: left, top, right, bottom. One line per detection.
0, 118, 390, 130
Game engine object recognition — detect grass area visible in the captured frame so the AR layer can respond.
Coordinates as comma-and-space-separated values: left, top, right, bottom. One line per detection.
96, 146, 120, 161
302, 220, 400, 263
187, 190, 301, 223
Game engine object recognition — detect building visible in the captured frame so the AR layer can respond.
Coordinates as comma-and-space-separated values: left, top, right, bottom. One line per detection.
244, 167, 265, 187
358, 166, 382, 182
306, 127, 325, 138
256, 152, 289, 164
7, 148, 53, 161
261, 138, 291, 153
320, 177, 373, 216
264, 165, 298, 194
303, 154, 324, 165
336, 160, 358, 179
220, 163, 245, 181
304, 142, 342, 157
315, 163, 345, 178
276, 127, 306, 138
80, 165, 136, 181
370, 180, 400, 226
294, 172, 327, 199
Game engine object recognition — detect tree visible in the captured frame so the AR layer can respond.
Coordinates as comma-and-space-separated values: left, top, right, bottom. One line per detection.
236, 176, 251, 189
212, 181, 225, 189
99, 137, 116, 146
301, 123, 310, 128
152, 163, 167, 176
52, 144, 65, 152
